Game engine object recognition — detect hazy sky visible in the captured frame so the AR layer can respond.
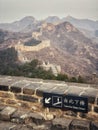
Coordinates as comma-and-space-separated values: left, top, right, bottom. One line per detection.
0, 0, 98, 23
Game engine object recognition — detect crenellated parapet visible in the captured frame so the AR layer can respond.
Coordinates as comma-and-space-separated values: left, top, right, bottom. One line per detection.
0, 75, 98, 129
14, 40, 50, 52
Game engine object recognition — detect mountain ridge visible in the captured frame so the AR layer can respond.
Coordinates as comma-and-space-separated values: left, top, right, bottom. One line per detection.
0, 16, 98, 77
0, 16, 98, 35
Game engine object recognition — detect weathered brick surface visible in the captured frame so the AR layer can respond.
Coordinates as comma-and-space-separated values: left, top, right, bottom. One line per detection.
64, 110, 77, 117
0, 91, 13, 98
97, 97, 98, 105
27, 112, 44, 125
94, 106, 98, 113
81, 88, 98, 104
10, 86, 21, 93
65, 86, 83, 96
36, 83, 56, 97
52, 118, 72, 130
10, 80, 31, 93
0, 122, 32, 130
51, 85, 68, 94
15, 94, 38, 103
23, 83, 41, 95
0, 106, 17, 121
0, 105, 6, 111
0, 98, 6, 104
11, 110, 29, 123
0, 75, 98, 125
6, 99, 17, 105
16, 101, 31, 109
70, 119, 90, 130
88, 96, 95, 104
88, 104, 92, 112
0, 122, 17, 130
91, 121, 98, 130
0, 85, 9, 91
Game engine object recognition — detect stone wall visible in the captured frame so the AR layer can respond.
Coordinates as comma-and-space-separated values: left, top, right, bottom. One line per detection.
14, 40, 50, 52
40, 61, 61, 76
0, 75, 98, 130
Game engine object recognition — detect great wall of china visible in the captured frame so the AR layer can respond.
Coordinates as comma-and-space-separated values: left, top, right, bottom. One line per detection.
14, 40, 50, 52
0, 75, 98, 129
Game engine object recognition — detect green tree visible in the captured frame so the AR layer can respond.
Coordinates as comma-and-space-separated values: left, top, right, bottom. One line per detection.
70, 77, 77, 82
77, 75, 84, 83
56, 74, 69, 81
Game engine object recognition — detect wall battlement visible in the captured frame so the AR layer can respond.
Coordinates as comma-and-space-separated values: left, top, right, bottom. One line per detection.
14, 40, 50, 52
0, 75, 98, 129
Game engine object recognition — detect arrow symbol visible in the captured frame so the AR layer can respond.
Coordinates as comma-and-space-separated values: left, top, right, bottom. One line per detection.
45, 98, 51, 104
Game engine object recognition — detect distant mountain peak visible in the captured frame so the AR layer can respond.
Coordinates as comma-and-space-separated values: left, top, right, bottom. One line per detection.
44, 16, 60, 24
41, 22, 55, 31
65, 15, 74, 19
56, 21, 78, 32
20, 16, 36, 22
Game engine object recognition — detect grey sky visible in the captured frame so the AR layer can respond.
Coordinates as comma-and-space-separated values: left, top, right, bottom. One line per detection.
0, 0, 98, 23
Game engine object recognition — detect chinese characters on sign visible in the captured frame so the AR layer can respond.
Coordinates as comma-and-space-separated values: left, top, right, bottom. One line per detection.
43, 92, 88, 113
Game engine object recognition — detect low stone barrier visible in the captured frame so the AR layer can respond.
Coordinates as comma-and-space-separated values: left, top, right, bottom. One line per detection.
0, 75, 98, 130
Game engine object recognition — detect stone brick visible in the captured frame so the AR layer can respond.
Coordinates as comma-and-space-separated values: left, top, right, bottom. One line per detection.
0, 105, 6, 111
0, 122, 31, 130
15, 94, 38, 103
51, 118, 72, 130
81, 88, 98, 104
64, 110, 77, 117
23, 88, 34, 95
36, 84, 67, 97
11, 110, 29, 124
6, 99, 17, 105
36, 89, 43, 97
10, 80, 30, 93
88, 96, 95, 104
70, 119, 90, 130
0, 91, 13, 98
97, 97, 98, 105
18, 101, 30, 109
36, 83, 55, 97
0, 85, 9, 91
0, 106, 17, 121
88, 104, 92, 112
94, 106, 98, 113
51, 85, 68, 95
86, 112, 98, 121
81, 95, 95, 104
65, 86, 83, 96
27, 112, 44, 125
91, 121, 98, 130
0, 122, 17, 130
78, 112, 87, 118
10, 86, 21, 93
0, 98, 6, 104
23, 83, 41, 95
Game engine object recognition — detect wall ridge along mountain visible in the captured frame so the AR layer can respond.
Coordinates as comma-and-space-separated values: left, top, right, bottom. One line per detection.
13, 40, 50, 52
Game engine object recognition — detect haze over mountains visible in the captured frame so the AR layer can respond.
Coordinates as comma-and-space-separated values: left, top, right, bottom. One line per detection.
0, 16, 98, 77
0, 15, 98, 37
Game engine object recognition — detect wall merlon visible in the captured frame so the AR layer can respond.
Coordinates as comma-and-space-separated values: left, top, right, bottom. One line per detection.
23, 82, 42, 95
0, 85, 9, 91
14, 40, 50, 52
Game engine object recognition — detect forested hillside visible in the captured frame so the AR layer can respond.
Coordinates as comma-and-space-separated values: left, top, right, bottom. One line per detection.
0, 47, 85, 83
